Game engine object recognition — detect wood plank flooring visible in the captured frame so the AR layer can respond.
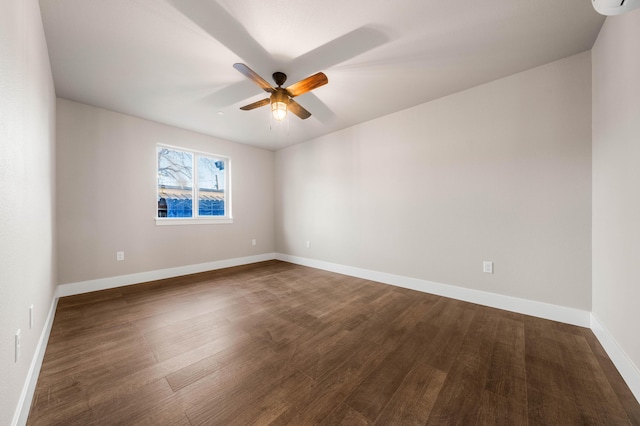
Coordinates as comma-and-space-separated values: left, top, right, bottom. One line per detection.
28, 260, 640, 425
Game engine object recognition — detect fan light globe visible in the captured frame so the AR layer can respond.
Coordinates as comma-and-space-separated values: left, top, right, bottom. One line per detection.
271, 101, 287, 121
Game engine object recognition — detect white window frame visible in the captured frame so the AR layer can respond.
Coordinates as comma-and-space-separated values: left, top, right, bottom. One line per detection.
155, 144, 232, 226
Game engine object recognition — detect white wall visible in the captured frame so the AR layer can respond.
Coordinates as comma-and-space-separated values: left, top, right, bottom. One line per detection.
0, 0, 57, 424
56, 99, 275, 285
592, 9, 640, 381
276, 52, 592, 311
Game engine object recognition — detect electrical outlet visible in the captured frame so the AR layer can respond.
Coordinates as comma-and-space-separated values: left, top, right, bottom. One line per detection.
306, 241, 310, 248
15, 329, 21, 362
251, 239, 256, 246
29, 305, 34, 329
483, 261, 494, 274
116, 251, 125, 261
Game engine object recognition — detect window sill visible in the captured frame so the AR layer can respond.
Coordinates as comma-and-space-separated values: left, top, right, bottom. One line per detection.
155, 217, 233, 226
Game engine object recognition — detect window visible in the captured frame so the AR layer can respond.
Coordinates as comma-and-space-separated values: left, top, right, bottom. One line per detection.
156, 145, 231, 225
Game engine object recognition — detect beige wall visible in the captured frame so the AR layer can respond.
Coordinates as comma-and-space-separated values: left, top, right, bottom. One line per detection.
56, 99, 274, 285
592, 10, 640, 374
276, 52, 592, 310
0, 0, 57, 423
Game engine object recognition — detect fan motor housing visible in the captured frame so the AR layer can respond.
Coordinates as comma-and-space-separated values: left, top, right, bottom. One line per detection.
270, 88, 288, 104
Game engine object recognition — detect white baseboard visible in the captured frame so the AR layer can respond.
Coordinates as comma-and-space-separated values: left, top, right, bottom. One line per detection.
56, 253, 277, 298
12, 296, 58, 426
276, 253, 591, 328
590, 313, 640, 403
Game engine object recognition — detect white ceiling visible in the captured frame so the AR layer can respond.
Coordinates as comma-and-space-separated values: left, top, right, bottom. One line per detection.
39, 0, 604, 151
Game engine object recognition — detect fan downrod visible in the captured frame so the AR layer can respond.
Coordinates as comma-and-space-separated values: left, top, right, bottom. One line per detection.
272, 72, 287, 87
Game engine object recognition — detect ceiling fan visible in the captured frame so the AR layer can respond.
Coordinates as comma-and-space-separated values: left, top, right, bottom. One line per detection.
234, 63, 328, 121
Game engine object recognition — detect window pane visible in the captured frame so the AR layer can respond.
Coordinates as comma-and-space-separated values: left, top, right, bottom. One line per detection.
157, 147, 193, 217
198, 156, 225, 216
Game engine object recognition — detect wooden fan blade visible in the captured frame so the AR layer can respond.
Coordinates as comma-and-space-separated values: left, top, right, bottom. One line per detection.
285, 72, 328, 98
287, 99, 312, 119
240, 98, 270, 110
233, 63, 274, 93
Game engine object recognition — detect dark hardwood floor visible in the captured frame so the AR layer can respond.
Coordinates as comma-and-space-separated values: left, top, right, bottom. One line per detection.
28, 260, 640, 425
